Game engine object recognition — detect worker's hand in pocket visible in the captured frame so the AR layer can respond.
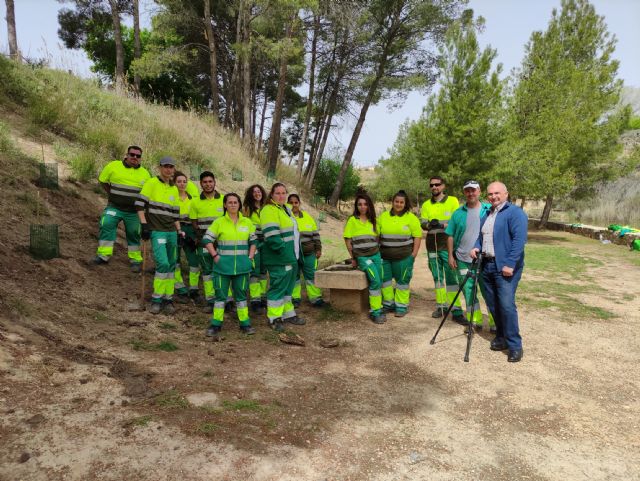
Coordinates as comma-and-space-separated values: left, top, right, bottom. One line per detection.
502, 266, 514, 277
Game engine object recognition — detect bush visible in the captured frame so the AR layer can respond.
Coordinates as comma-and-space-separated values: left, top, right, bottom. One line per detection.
628, 116, 640, 130
313, 153, 360, 202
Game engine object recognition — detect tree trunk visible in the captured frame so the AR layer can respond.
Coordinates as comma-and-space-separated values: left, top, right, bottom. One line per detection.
306, 109, 333, 187
203, 0, 219, 117
241, 0, 252, 149
132, 0, 141, 93
108, 0, 126, 94
5, 0, 19, 61
266, 20, 293, 176
230, 6, 242, 134
520, 197, 527, 210
222, 71, 232, 127
538, 194, 553, 229
328, 47, 387, 206
257, 91, 268, 156
296, 13, 319, 178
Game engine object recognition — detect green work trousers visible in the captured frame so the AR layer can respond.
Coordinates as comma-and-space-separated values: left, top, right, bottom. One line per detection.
381, 255, 414, 314
211, 273, 251, 327
427, 249, 462, 314
249, 249, 267, 304
357, 253, 383, 316
456, 258, 495, 327
265, 264, 297, 323
151, 231, 177, 303
199, 247, 215, 305
174, 224, 200, 295
292, 253, 323, 304
96, 206, 142, 264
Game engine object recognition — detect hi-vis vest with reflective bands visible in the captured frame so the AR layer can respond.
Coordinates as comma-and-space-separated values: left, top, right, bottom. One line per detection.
377, 211, 422, 260
260, 201, 297, 266
420, 195, 460, 251
203, 213, 257, 276
98, 160, 151, 212
135, 176, 180, 231
177, 193, 192, 223
293, 210, 321, 256
244, 208, 263, 244
343, 216, 379, 258
189, 191, 224, 233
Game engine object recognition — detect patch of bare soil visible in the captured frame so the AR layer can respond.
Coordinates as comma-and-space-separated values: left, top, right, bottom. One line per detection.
1, 132, 639, 480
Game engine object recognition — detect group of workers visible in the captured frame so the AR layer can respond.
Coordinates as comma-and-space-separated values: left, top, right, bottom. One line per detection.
93, 146, 527, 362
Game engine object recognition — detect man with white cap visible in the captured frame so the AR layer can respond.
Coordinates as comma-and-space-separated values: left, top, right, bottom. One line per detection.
135, 156, 185, 314
445, 180, 495, 332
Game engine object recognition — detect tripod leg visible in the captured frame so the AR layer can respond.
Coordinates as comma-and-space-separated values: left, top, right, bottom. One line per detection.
430, 268, 473, 345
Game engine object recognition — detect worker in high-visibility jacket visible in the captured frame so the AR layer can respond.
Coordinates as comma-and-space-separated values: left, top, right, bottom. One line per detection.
172, 171, 202, 304
445, 180, 495, 332
93, 145, 150, 272
135, 156, 184, 315
344, 192, 385, 324
420, 176, 465, 322
189, 171, 224, 313
260, 183, 305, 332
288, 194, 325, 307
377, 190, 422, 317
243, 184, 268, 313
202, 193, 257, 340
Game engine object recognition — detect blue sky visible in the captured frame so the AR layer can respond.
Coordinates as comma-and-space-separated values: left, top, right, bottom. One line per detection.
1, 0, 638, 166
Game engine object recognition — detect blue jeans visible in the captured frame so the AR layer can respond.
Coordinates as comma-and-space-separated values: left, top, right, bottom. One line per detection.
480, 259, 523, 350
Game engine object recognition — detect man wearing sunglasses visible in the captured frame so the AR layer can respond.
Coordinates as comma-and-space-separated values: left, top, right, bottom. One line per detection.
420, 176, 465, 322
92, 145, 150, 272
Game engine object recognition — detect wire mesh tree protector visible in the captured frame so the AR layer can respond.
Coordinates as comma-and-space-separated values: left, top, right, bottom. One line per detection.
38, 163, 59, 189
29, 224, 60, 260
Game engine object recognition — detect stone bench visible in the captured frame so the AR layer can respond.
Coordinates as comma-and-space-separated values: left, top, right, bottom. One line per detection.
315, 264, 369, 313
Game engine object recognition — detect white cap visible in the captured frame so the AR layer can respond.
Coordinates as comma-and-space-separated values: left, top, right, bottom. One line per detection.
463, 180, 480, 189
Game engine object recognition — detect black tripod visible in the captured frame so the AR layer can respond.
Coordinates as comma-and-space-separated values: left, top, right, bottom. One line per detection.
430, 252, 483, 362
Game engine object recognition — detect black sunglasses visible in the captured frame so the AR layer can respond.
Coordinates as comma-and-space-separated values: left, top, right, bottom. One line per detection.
430, 183, 442, 187
128, 153, 142, 158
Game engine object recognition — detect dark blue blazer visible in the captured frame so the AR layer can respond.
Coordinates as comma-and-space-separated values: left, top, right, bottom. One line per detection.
475, 202, 528, 271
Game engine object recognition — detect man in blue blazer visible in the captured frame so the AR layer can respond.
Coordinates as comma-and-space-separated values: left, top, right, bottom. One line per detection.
471, 182, 528, 362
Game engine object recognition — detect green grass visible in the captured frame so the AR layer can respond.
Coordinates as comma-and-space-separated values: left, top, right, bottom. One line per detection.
198, 422, 219, 434
129, 415, 153, 427
130, 339, 179, 352
317, 305, 348, 322
525, 244, 602, 279
222, 399, 263, 411
155, 390, 190, 409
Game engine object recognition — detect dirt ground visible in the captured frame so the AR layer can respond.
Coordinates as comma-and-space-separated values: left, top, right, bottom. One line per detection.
1, 130, 640, 480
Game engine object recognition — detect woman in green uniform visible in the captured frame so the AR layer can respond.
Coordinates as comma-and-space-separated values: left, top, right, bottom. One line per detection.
288, 194, 325, 307
343, 192, 384, 323
260, 183, 305, 332
202, 193, 257, 340
173, 171, 202, 304
243, 184, 268, 313
377, 190, 422, 317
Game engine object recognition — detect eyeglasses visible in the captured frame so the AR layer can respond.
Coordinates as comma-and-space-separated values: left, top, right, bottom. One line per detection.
430, 183, 442, 187
128, 153, 142, 158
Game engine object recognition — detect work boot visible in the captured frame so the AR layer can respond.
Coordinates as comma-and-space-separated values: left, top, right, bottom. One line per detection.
148, 302, 162, 315
163, 302, 176, 315
202, 304, 213, 314
250, 301, 264, 314
292, 299, 301, 308
206, 325, 222, 341
286, 315, 306, 325
431, 308, 444, 318
382, 305, 395, 314
394, 310, 407, 318
452, 311, 466, 325
370, 312, 386, 324
239, 325, 256, 335
130, 262, 142, 273
90, 256, 108, 266
189, 291, 205, 306
271, 318, 285, 332
174, 293, 190, 304
311, 299, 327, 308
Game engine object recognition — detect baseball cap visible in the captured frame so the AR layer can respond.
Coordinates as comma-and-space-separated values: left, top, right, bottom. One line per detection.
463, 180, 480, 189
159, 156, 176, 166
